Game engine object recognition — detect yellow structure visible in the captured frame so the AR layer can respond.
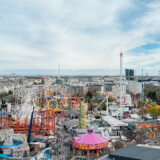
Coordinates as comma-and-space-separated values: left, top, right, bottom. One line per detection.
80, 102, 87, 129
47, 98, 58, 111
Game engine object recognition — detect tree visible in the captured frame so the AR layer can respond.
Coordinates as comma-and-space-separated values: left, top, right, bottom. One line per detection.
7, 97, 15, 104
148, 102, 160, 119
102, 103, 106, 110
137, 99, 146, 108
148, 107, 160, 119
98, 105, 103, 111
88, 102, 94, 111
137, 99, 146, 119
145, 89, 157, 101
98, 103, 106, 111
85, 96, 90, 103
92, 90, 99, 103
93, 90, 98, 96
108, 96, 116, 102
156, 87, 160, 104
148, 102, 157, 108
85, 91, 93, 99
8, 90, 12, 95
0, 92, 6, 98
85, 91, 93, 103
91, 97, 95, 103
76, 93, 80, 97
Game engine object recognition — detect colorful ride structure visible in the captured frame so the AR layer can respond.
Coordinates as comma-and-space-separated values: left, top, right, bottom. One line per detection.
0, 85, 84, 138
22, 86, 81, 112
6, 109, 56, 137
136, 123, 160, 139
72, 128, 108, 157
131, 92, 136, 105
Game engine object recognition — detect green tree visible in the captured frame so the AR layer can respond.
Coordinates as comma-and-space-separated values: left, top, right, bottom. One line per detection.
93, 90, 98, 96
137, 99, 146, 108
137, 99, 146, 119
0, 92, 6, 98
8, 90, 13, 95
147, 102, 160, 119
88, 102, 94, 111
85, 91, 93, 99
148, 107, 160, 119
76, 93, 80, 97
108, 96, 116, 102
102, 103, 106, 110
156, 86, 160, 104
145, 89, 157, 101
148, 102, 157, 108
98, 103, 106, 111
91, 97, 95, 103
85, 96, 90, 103
7, 97, 15, 103
98, 105, 103, 111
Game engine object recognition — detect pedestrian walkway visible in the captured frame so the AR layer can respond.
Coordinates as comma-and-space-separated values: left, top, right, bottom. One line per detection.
53, 123, 73, 160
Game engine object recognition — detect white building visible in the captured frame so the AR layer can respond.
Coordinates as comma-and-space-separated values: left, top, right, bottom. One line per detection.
127, 81, 142, 94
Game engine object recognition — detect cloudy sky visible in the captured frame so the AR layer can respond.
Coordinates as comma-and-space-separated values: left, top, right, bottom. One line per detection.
0, 0, 160, 75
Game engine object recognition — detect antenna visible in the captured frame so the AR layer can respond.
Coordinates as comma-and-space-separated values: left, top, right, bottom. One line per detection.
120, 50, 123, 118
58, 64, 60, 79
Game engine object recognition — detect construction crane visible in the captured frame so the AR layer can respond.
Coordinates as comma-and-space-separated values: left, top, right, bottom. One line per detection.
97, 95, 109, 115
98, 98, 106, 108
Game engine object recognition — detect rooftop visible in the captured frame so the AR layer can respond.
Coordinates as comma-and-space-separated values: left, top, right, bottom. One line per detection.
109, 145, 160, 160
102, 116, 128, 127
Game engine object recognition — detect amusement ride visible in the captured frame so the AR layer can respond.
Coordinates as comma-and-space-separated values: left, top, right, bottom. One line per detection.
0, 85, 87, 141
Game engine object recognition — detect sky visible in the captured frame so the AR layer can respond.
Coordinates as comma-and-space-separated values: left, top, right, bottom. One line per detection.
0, 0, 160, 75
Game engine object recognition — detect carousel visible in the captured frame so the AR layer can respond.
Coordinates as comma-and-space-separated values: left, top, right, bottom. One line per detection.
72, 128, 108, 157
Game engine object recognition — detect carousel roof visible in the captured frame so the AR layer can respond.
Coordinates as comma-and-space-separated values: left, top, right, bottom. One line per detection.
73, 128, 107, 145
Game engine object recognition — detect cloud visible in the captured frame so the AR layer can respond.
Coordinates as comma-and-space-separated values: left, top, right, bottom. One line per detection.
0, 0, 160, 75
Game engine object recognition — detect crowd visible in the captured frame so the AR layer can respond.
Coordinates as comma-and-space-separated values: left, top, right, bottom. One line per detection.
53, 122, 73, 160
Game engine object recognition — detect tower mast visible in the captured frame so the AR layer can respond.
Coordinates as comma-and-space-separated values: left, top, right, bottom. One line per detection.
58, 64, 60, 79
120, 50, 123, 118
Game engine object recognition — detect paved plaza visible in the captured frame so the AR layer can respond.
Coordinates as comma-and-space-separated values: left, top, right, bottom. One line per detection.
52, 121, 73, 160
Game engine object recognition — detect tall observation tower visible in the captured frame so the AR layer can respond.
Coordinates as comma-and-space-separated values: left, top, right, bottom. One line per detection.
56, 64, 62, 84
58, 64, 60, 80
120, 50, 123, 118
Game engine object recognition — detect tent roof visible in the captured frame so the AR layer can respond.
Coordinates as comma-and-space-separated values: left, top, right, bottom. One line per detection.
73, 130, 107, 145
102, 116, 128, 127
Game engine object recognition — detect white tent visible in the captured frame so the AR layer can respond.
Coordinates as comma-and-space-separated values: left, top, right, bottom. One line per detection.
102, 116, 128, 127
